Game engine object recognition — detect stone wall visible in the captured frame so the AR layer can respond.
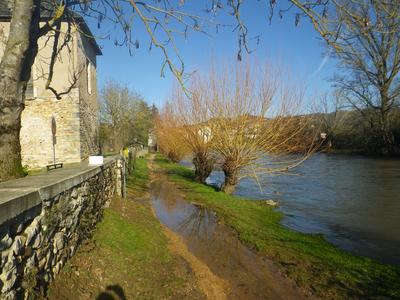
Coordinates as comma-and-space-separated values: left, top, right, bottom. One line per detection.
20, 89, 82, 169
0, 157, 124, 299
76, 30, 100, 160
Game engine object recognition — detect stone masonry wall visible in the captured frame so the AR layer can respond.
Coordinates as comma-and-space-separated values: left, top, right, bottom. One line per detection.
0, 158, 124, 299
20, 89, 81, 169
77, 30, 100, 160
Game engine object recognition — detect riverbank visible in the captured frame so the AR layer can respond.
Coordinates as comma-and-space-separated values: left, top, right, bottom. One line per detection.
321, 148, 400, 157
154, 155, 400, 299
47, 158, 203, 299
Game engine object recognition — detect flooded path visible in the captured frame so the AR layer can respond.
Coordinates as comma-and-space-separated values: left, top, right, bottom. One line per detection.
150, 175, 312, 299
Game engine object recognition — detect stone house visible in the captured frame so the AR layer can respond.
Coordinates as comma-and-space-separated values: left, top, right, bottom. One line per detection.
0, 3, 102, 168
148, 129, 157, 152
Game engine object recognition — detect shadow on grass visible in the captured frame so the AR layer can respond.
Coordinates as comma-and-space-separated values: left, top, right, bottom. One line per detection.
96, 285, 127, 300
154, 156, 222, 192
155, 156, 194, 178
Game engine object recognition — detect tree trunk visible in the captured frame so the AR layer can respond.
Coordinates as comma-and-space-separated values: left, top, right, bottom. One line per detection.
192, 151, 214, 183
167, 151, 180, 163
221, 158, 238, 194
0, 0, 38, 181
377, 90, 394, 155
380, 108, 394, 155
367, 103, 394, 155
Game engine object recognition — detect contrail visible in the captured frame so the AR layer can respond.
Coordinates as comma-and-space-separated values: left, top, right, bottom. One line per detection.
311, 53, 329, 77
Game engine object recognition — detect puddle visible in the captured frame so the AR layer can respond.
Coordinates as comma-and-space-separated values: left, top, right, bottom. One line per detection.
150, 178, 310, 300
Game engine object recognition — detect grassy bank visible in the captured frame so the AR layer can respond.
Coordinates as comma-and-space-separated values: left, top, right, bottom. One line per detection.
47, 157, 202, 299
155, 155, 400, 300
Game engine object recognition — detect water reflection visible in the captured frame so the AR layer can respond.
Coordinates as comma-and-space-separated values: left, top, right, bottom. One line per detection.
177, 207, 216, 243
151, 178, 308, 299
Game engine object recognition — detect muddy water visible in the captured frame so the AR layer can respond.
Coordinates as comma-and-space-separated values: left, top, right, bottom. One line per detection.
150, 178, 309, 300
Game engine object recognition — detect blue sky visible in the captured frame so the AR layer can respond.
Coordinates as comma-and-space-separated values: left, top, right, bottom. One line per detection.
90, 2, 337, 108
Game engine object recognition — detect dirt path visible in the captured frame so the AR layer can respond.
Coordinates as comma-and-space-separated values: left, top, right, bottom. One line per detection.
164, 228, 230, 300
148, 155, 230, 300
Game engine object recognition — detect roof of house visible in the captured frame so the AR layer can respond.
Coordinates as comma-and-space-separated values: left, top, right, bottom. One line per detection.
0, 2, 102, 55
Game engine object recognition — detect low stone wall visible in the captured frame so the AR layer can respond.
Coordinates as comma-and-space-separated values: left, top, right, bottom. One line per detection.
0, 157, 123, 299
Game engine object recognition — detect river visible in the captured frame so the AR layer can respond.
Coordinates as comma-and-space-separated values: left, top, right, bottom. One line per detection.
182, 153, 400, 265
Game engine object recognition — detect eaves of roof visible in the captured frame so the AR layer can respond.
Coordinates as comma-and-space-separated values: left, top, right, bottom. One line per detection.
0, 2, 102, 55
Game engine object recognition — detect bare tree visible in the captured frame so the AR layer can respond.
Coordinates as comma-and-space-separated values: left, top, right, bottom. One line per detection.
101, 81, 132, 151
156, 62, 320, 193
231, 0, 400, 154
0, 0, 46, 180
170, 80, 216, 183
100, 81, 151, 151
206, 63, 318, 194
319, 91, 349, 149
327, 1, 400, 154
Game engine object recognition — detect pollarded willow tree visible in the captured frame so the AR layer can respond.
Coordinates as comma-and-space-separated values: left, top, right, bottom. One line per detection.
170, 80, 216, 183
154, 102, 190, 163
157, 62, 320, 193
206, 63, 319, 194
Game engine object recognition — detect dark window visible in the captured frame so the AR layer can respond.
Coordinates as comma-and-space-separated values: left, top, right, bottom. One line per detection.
25, 77, 34, 99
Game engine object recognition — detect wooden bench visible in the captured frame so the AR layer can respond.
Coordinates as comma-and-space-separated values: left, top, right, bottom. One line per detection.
46, 163, 63, 171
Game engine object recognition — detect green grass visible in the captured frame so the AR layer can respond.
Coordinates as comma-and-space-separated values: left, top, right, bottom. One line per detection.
125, 156, 150, 196
95, 157, 169, 264
48, 157, 202, 299
155, 154, 400, 300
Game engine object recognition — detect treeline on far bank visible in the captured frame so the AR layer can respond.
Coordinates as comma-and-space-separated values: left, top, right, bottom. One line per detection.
318, 108, 400, 156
